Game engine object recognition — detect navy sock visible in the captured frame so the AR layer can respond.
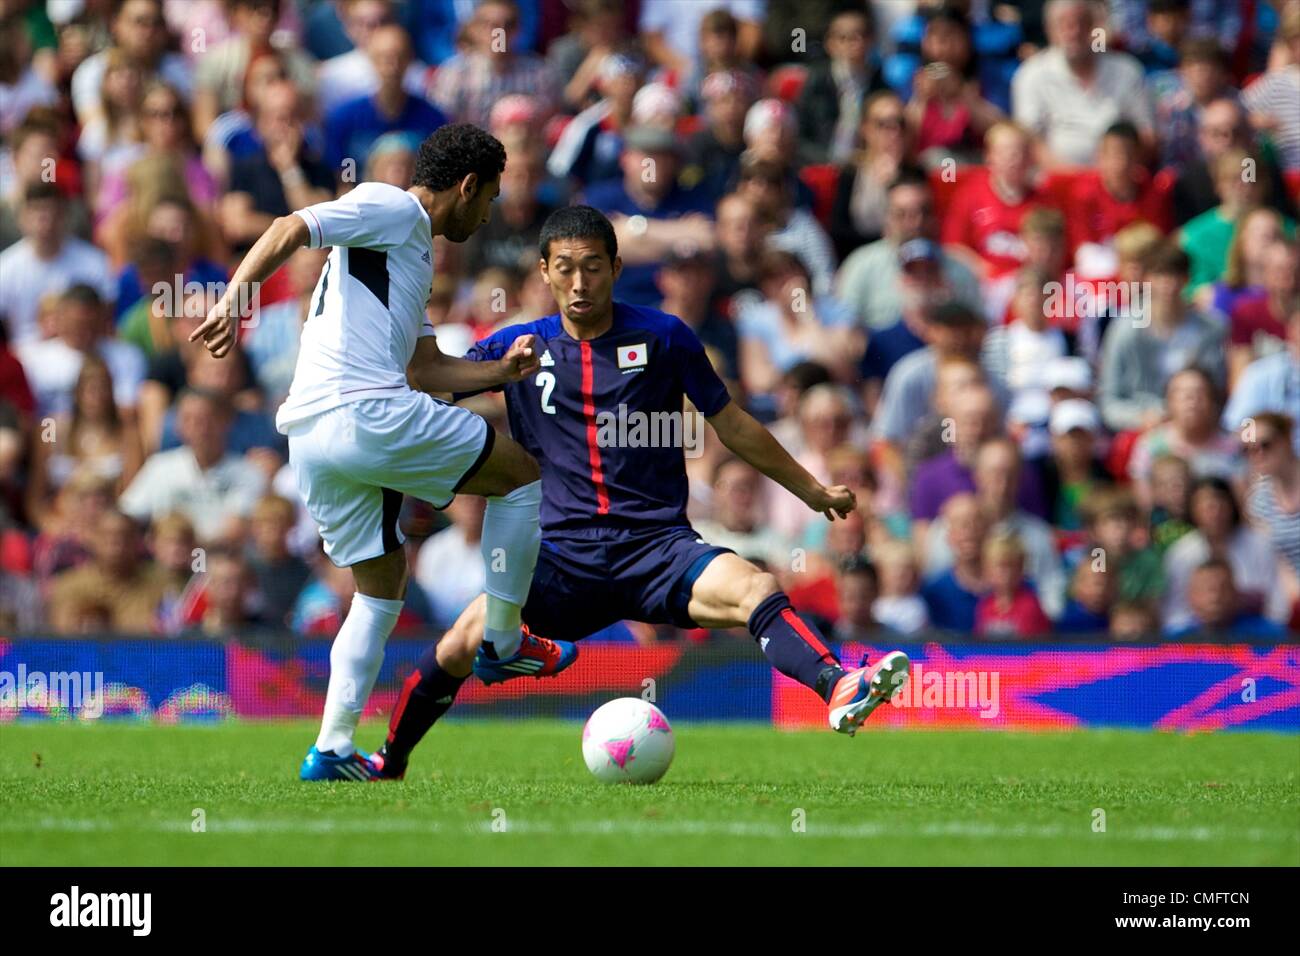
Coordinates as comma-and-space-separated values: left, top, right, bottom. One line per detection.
383, 641, 466, 765
748, 592, 844, 702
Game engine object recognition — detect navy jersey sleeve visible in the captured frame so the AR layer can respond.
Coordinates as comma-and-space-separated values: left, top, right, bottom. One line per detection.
668, 318, 731, 417
452, 324, 522, 401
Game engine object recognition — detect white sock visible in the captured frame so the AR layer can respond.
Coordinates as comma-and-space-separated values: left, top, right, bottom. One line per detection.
315, 592, 403, 756
480, 479, 542, 659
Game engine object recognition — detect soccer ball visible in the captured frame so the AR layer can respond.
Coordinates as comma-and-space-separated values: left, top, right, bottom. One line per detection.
581, 698, 675, 784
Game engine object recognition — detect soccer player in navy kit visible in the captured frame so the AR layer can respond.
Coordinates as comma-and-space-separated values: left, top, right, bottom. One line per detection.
372, 207, 910, 778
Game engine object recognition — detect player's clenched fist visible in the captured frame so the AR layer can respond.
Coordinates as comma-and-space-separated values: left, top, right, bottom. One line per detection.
500, 334, 541, 381
191, 295, 237, 358
806, 483, 857, 521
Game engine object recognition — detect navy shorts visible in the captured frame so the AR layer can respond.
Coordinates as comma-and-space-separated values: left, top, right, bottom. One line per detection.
520, 524, 733, 641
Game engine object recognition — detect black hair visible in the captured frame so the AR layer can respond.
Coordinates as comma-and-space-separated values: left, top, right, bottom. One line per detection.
887, 164, 932, 194
411, 123, 507, 193
1189, 476, 1242, 530
1103, 120, 1142, 146
930, 300, 983, 327
23, 181, 62, 205
838, 555, 879, 589
539, 204, 618, 262
60, 283, 103, 310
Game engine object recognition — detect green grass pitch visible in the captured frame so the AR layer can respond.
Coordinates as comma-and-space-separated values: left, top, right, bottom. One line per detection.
1, 720, 1297, 866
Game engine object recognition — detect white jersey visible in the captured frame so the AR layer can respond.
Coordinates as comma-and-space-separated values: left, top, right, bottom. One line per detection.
276, 181, 437, 433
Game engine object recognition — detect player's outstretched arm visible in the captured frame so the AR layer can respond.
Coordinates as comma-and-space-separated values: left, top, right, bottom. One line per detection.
191, 214, 310, 357
408, 334, 541, 395
707, 401, 857, 521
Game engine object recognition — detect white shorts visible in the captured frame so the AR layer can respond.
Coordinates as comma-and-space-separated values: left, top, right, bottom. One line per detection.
284, 392, 493, 567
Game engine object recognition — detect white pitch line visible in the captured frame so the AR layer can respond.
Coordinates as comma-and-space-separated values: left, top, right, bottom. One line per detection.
3, 816, 1297, 845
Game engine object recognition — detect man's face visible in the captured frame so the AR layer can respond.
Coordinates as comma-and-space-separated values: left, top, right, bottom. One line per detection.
232, 0, 277, 47
987, 129, 1031, 187
714, 462, 760, 528
177, 396, 230, 461
716, 196, 761, 257
346, 0, 394, 47
946, 498, 986, 561
886, 185, 934, 243
1097, 134, 1136, 183
1148, 269, 1186, 309
258, 84, 300, 139
836, 572, 877, 627
708, 90, 749, 136
622, 148, 677, 202
826, 13, 869, 65
116, 0, 166, 59
443, 174, 501, 242
975, 443, 1020, 510
1052, 427, 1094, 465
1094, 513, 1133, 555
1148, 10, 1189, 47
207, 558, 248, 616
1198, 102, 1241, 159
94, 514, 138, 576
798, 394, 851, 452
58, 302, 100, 350
153, 529, 196, 573
15, 132, 57, 183
541, 237, 621, 325
475, 1, 518, 53
1049, 0, 1094, 61
1189, 567, 1236, 627
19, 197, 61, 246
1181, 59, 1223, 102
1167, 372, 1212, 429
368, 25, 412, 87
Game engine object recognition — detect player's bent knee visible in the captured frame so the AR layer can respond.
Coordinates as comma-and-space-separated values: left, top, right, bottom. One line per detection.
740, 571, 782, 620
506, 447, 541, 489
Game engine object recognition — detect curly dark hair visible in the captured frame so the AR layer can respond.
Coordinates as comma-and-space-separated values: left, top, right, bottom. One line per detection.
411, 124, 507, 193
538, 205, 618, 262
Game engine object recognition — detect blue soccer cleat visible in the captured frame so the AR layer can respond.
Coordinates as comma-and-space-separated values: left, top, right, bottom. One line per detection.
299, 745, 382, 782
826, 651, 911, 736
473, 626, 579, 686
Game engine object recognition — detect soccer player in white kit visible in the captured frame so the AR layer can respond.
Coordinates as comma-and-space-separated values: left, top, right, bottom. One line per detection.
191, 125, 564, 781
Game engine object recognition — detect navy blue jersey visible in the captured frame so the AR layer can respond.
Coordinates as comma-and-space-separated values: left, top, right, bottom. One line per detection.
463, 301, 732, 535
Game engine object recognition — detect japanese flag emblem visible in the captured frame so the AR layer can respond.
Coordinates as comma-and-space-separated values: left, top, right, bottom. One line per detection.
617, 343, 648, 369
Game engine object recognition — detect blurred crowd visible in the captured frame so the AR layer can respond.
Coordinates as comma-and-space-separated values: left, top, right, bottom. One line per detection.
1, 0, 1299, 642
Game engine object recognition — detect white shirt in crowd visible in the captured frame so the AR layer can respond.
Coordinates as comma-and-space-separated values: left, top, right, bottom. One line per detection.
278, 181, 436, 432
0, 237, 117, 344
119, 447, 267, 541
16, 337, 146, 416
414, 526, 485, 629
1012, 48, 1154, 167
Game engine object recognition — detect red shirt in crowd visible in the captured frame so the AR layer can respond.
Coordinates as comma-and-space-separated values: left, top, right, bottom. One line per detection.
1229, 293, 1288, 353
974, 586, 1052, 637
1063, 168, 1173, 255
941, 168, 1055, 277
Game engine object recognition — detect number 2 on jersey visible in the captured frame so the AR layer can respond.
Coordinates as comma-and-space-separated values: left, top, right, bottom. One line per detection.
536, 371, 557, 414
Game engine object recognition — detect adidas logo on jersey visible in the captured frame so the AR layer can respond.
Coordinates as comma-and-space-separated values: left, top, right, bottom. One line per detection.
540, 349, 555, 367
421, 249, 431, 264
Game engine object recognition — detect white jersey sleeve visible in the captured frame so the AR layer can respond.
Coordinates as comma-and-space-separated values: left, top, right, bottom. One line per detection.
294, 181, 423, 251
